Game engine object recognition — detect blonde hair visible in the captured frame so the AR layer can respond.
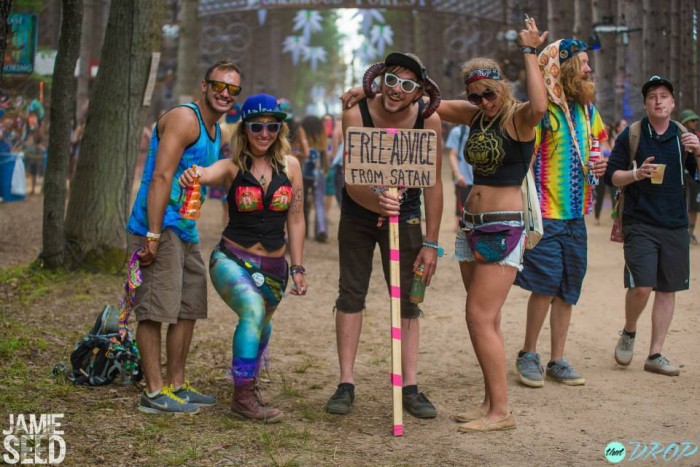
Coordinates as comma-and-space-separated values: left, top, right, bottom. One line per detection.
561, 56, 595, 105
230, 120, 291, 174
461, 57, 518, 134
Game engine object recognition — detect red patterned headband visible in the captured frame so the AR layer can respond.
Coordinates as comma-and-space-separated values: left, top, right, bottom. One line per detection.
465, 68, 502, 85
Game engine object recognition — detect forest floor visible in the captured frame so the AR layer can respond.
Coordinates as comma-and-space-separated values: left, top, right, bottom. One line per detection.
1, 174, 700, 466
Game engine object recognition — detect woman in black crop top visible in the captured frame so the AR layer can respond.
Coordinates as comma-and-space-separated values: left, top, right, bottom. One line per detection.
436, 19, 547, 432
179, 94, 306, 423
338, 15, 546, 433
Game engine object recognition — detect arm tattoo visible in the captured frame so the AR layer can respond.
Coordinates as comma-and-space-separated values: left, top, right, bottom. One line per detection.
292, 187, 303, 213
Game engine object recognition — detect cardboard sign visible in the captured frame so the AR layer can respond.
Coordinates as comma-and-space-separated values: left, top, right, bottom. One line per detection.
344, 127, 438, 187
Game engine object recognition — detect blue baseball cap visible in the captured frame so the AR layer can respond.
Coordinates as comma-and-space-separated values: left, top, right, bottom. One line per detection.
240, 94, 287, 121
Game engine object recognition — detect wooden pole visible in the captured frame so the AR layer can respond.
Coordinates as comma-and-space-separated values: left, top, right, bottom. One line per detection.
388, 186, 403, 437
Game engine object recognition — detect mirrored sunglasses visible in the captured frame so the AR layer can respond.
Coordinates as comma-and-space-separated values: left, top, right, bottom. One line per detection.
207, 80, 242, 96
245, 121, 281, 134
384, 73, 421, 93
467, 90, 497, 105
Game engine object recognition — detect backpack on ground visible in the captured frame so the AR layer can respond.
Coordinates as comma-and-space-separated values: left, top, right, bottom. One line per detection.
67, 251, 144, 386
68, 304, 142, 386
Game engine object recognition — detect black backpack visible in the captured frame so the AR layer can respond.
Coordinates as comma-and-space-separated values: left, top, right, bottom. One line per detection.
68, 305, 143, 386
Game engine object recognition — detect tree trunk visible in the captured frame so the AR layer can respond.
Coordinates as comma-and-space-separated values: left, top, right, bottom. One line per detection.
573, 0, 592, 40
42, 0, 83, 269
173, 0, 200, 104
619, 0, 644, 120
64, 0, 164, 271
591, 0, 617, 125
547, 0, 575, 41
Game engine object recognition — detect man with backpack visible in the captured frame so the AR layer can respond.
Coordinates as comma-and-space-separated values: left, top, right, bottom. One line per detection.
605, 76, 700, 376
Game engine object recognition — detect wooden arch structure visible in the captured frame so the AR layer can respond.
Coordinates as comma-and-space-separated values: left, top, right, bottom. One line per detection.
193, 0, 545, 104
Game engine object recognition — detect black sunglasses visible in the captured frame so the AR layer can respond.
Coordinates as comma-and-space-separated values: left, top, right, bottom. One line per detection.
245, 121, 281, 134
207, 80, 242, 96
467, 90, 497, 105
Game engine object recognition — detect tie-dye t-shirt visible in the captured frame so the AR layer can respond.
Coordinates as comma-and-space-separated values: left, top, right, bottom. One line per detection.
533, 101, 607, 220
127, 103, 221, 243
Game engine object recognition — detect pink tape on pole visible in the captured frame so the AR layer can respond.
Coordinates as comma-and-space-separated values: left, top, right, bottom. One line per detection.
390, 249, 400, 261
391, 373, 402, 386
390, 285, 401, 298
393, 425, 404, 436
389, 216, 398, 224
386, 128, 398, 134
391, 326, 401, 340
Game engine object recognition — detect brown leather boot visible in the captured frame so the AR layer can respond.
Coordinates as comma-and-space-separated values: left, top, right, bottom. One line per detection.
231, 380, 283, 423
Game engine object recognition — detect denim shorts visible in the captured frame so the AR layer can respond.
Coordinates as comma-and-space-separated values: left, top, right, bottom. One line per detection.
515, 218, 587, 305
455, 219, 526, 271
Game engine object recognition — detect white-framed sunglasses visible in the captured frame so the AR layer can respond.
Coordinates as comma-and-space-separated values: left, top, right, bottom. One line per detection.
384, 73, 421, 93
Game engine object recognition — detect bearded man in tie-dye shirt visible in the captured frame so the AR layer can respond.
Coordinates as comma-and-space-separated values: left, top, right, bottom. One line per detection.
514, 39, 608, 388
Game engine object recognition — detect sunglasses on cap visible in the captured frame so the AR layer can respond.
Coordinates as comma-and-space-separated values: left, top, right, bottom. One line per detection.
207, 80, 242, 96
384, 73, 421, 93
245, 121, 281, 134
467, 90, 497, 105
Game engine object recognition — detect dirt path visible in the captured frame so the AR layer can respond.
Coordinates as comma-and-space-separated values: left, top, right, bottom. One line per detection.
2, 176, 700, 465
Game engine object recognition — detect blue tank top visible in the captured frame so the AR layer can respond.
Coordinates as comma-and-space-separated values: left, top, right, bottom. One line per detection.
127, 103, 221, 243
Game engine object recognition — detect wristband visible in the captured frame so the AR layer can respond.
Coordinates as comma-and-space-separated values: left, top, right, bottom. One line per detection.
290, 265, 306, 276
422, 241, 445, 258
146, 231, 161, 240
521, 47, 537, 54
632, 168, 639, 181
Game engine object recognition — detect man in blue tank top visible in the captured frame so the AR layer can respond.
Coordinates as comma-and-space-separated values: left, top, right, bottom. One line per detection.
126, 60, 242, 414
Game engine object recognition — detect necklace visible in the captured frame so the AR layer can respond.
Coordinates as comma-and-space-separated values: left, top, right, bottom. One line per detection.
477, 110, 502, 141
251, 160, 270, 186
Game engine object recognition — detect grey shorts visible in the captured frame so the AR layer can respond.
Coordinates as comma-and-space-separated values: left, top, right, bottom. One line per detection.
623, 223, 689, 292
127, 229, 208, 324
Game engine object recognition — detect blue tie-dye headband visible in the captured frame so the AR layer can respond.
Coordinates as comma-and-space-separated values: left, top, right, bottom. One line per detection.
558, 39, 587, 63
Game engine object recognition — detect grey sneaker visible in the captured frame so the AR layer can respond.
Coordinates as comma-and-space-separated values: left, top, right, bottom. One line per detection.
644, 355, 680, 376
516, 352, 544, 388
614, 331, 635, 366
173, 381, 216, 407
546, 359, 585, 385
138, 387, 200, 415
403, 392, 437, 419
326, 383, 355, 415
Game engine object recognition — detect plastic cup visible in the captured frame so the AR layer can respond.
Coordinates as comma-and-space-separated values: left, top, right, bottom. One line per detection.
650, 164, 666, 184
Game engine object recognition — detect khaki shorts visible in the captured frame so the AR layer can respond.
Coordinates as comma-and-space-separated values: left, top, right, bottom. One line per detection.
127, 229, 207, 324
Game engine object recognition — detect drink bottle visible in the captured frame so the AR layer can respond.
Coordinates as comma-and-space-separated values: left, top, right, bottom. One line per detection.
588, 139, 601, 185
409, 265, 426, 304
180, 165, 201, 220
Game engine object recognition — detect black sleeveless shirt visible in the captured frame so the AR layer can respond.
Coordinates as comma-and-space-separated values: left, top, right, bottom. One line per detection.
223, 165, 293, 251
341, 99, 424, 222
464, 113, 534, 186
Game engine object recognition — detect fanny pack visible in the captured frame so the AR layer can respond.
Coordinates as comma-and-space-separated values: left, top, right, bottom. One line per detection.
215, 243, 289, 307
465, 223, 523, 263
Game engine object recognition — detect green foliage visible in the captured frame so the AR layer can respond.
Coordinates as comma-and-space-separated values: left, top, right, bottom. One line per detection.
11, 0, 51, 14
290, 10, 345, 114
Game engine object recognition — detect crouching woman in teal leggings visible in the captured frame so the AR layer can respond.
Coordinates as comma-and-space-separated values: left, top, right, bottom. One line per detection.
179, 94, 307, 423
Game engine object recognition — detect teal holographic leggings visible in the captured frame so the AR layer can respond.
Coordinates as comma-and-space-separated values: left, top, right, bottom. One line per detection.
210, 247, 286, 385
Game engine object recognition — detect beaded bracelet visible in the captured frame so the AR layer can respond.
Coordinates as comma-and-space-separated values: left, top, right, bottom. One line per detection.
422, 241, 445, 257
290, 265, 306, 276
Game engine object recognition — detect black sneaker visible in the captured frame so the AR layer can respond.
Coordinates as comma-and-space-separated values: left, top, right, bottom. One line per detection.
325, 383, 354, 414
403, 392, 437, 419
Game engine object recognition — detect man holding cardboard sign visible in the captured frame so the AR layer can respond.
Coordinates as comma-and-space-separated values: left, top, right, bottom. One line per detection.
326, 53, 443, 420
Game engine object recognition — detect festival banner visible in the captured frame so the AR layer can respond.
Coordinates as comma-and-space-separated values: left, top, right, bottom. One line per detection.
3, 13, 38, 75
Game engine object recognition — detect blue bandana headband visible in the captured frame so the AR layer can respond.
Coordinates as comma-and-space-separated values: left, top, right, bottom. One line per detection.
558, 39, 587, 63
465, 68, 502, 85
